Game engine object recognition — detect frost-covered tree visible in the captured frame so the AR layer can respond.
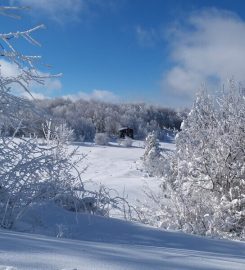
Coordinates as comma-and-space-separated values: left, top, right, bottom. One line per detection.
175, 84, 245, 238
12, 97, 182, 141
0, 6, 84, 229
143, 132, 163, 176
144, 82, 245, 240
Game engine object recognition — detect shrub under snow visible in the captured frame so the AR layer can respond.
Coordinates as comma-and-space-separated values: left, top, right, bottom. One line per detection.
143, 82, 245, 240
95, 133, 109, 145
120, 136, 133, 147
143, 132, 164, 177
0, 8, 84, 229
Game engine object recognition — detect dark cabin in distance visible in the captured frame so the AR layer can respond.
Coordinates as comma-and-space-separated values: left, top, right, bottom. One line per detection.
118, 127, 134, 139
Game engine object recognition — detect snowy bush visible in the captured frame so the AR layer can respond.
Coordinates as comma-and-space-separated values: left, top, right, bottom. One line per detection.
53, 184, 137, 219
143, 82, 245, 240
120, 136, 133, 147
0, 7, 85, 229
42, 119, 74, 145
0, 134, 86, 228
54, 194, 97, 214
53, 123, 74, 144
95, 133, 109, 145
143, 132, 164, 177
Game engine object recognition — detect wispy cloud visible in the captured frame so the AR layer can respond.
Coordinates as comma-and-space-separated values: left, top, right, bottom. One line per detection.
0, 59, 118, 102
64, 89, 120, 103
0, 59, 62, 99
162, 8, 245, 103
21, 91, 48, 100
10, 0, 124, 24
135, 25, 159, 47
0, 59, 19, 77
10, 0, 84, 23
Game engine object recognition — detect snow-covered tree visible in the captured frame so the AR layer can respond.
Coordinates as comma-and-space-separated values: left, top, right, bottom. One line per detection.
13, 97, 182, 141
0, 6, 84, 229
175, 84, 245, 238
143, 132, 163, 176
144, 82, 245, 239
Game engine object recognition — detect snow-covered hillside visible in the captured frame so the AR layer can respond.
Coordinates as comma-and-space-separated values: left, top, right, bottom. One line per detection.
1, 211, 245, 270
77, 140, 147, 200
75, 141, 174, 204
1, 141, 245, 270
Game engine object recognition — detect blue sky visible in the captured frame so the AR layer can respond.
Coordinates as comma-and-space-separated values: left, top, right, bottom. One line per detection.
2, 0, 245, 108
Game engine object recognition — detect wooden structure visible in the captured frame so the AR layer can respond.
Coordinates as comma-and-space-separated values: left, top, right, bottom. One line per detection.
118, 127, 134, 139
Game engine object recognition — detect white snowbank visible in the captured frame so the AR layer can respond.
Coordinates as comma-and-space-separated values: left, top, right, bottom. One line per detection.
1, 141, 244, 269
1, 207, 245, 270
72, 140, 172, 206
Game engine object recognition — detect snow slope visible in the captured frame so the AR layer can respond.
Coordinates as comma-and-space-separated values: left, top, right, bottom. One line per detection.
1, 211, 245, 270
1, 141, 244, 270
73, 141, 173, 205
77, 141, 148, 200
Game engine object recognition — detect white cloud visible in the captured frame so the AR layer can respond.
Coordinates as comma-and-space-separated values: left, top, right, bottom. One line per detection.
0, 59, 20, 77
11, 0, 123, 23
0, 59, 62, 98
44, 78, 62, 91
11, 0, 85, 23
0, 60, 118, 103
64, 89, 119, 103
162, 8, 245, 100
31, 71, 62, 92
91, 89, 119, 102
22, 91, 47, 100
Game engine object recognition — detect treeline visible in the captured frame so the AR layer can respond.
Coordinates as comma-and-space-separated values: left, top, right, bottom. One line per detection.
12, 98, 184, 141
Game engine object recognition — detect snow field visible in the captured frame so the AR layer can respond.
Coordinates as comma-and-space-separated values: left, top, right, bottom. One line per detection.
1, 140, 244, 269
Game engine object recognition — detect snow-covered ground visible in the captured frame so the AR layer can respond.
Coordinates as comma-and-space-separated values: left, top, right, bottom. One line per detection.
1, 211, 245, 270
1, 140, 245, 270
74, 140, 174, 205
77, 140, 148, 200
